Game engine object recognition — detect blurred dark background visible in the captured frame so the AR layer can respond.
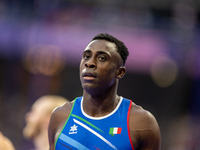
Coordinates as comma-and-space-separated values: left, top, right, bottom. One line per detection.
0, 0, 200, 149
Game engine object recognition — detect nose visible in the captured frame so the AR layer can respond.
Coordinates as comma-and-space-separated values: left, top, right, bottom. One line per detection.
25, 111, 31, 121
85, 58, 96, 69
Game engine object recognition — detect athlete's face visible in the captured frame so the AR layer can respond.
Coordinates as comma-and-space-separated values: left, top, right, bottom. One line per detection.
23, 100, 48, 139
80, 39, 125, 95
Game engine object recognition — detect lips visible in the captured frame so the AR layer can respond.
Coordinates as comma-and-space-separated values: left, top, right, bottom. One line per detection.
82, 71, 97, 80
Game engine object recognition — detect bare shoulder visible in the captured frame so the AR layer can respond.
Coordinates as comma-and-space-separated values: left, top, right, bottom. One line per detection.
129, 103, 159, 130
48, 101, 74, 150
49, 101, 74, 132
129, 103, 161, 150
51, 101, 74, 122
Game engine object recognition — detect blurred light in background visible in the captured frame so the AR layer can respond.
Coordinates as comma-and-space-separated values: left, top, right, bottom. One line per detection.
150, 55, 178, 88
124, 31, 168, 73
22, 44, 66, 76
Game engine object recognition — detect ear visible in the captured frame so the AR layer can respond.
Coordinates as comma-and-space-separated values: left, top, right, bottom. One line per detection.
116, 66, 126, 79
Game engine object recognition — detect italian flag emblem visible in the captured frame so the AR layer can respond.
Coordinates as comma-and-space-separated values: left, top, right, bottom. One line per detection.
109, 127, 122, 136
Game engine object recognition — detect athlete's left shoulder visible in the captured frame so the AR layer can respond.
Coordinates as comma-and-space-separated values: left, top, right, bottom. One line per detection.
129, 102, 161, 150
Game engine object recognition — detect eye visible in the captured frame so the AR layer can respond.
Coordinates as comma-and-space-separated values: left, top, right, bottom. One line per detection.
98, 56, 106, 62
83, 53, 90, 60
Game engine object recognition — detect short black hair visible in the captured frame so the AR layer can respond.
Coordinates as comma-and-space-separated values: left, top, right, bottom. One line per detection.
92, 33, 129, 65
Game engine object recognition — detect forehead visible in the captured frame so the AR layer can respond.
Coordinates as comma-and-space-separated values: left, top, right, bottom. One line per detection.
84, 39, 118, 53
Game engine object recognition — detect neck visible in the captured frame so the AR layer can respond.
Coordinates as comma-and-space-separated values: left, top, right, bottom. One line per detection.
33, 129, 49, 150
82, 84, 120, 117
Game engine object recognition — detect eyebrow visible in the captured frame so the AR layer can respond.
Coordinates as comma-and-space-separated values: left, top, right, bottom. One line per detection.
83, 49, 110, 56
83, 49, 91, 54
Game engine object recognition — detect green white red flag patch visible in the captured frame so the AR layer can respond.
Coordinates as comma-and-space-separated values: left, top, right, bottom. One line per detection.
109, 127, 122, 136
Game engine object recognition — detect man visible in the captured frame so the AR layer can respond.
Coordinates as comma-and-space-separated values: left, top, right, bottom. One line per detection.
48, 33, 161, 150
23, 95, 68, 150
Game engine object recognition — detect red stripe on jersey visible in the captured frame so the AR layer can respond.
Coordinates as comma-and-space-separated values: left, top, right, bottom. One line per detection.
127, 100, 134, 150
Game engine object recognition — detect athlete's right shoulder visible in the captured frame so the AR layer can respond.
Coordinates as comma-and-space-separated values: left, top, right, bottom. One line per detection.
48, 100, 75, 150
54, 100, 73, 112
51, 101, 74, 120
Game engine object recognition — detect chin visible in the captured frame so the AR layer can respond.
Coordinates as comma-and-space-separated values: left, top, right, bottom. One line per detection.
83, 85, 96, 92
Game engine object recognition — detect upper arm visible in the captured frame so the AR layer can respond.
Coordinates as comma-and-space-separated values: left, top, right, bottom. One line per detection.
48, 107, 61, 150
48, 102, 73, 150
130, 106, 161, 150
138, 112, 161, 150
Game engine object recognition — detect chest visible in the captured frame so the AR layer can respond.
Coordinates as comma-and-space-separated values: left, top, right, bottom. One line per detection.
55, 97, 134, 150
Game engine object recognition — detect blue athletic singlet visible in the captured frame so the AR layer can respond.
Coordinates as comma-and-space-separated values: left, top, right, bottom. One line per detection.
55, 96, 134, 150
